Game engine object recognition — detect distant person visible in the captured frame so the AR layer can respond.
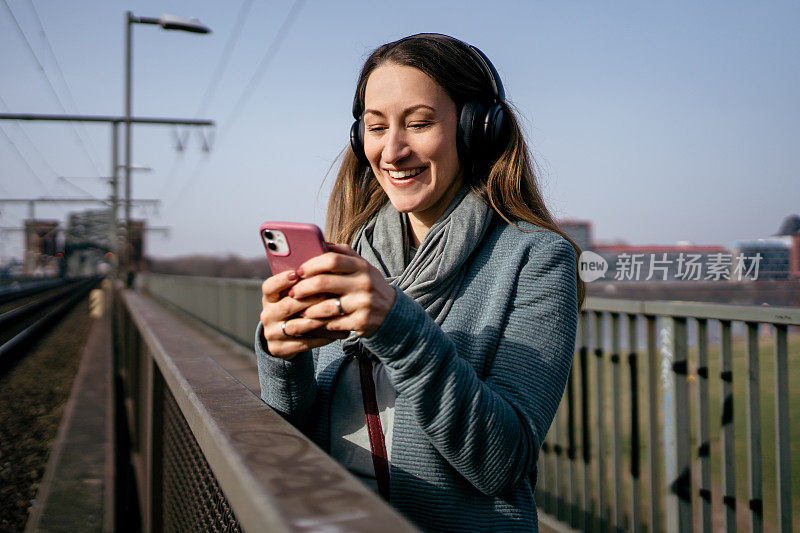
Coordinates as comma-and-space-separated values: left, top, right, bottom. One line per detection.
256, 33, 583, 531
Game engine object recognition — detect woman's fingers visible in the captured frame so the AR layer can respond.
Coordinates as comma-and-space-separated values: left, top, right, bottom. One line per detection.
298, 296, 374, 337
265, 330, 339, 359
261, 270, 299, 304
301, 295, 350, 319
289, 273, 364, 300
265, 244, 394, 340
297, 250, 364, 279
263, 316, 343, 358
268, 316, 328, 338
325, 243, 360, 257
273, 293, 327, 319
260, 269, 349, 359
260, 295, 327, 340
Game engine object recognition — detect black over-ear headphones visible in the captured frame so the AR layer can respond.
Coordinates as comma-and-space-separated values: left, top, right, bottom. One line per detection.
349, 33, 508, 173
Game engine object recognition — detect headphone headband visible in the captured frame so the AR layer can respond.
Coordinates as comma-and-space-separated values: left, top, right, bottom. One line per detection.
352, 33, 505, 119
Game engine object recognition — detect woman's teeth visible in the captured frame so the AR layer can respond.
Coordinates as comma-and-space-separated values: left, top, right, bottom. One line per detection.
388, 167, 425, 179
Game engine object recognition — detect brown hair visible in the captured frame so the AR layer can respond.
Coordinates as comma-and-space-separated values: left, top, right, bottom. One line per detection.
326, 34, 585, 310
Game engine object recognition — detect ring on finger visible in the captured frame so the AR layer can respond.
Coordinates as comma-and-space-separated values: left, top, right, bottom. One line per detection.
281, 320, 303, 339
334, 297, 345, 316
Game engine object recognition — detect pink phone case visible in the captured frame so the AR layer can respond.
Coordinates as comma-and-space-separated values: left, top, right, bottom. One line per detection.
260, 222, 347, 340
260, 221, 328, 275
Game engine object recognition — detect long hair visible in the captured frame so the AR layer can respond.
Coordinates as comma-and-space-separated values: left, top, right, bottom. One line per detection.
326, 34, 585, 310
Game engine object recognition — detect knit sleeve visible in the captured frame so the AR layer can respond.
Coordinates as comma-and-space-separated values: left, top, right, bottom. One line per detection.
360, 237, 578, 496
254, 321, 317, 431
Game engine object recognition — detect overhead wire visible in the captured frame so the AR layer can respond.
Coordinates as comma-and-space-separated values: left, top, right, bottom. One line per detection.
0, 0, 104, 176
57, 176, 101, 199
196, 0, 256, 118
217, 0, 307, 142
0, 94, 59, 177
158, 0, 255, 201
163, 0, 307, 210
27, 0, 105, 173
0, 124, 52, 194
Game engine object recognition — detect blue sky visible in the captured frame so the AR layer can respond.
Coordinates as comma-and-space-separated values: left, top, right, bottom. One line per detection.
1, 1, 798, 259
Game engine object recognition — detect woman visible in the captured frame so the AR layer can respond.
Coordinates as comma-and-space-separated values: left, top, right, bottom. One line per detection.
256, 33, 584, 531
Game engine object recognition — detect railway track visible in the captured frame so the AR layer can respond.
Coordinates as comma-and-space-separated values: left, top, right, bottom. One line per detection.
0, 277, 101, 374
0, 278, 67, 306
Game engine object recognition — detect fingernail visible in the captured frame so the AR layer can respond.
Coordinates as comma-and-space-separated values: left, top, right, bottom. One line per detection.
288, 289, 295, 298
296, 267, 305, 277
287, 271, 298, 281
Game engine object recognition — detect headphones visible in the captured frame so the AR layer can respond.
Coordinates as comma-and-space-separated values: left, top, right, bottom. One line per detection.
349, 33, 509, 174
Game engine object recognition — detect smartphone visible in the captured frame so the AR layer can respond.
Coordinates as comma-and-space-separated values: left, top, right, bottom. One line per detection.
260, 221, 328, 275
260, 221, 347, 340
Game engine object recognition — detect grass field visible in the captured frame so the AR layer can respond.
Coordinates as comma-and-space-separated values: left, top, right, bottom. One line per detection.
538, 325, 799, 533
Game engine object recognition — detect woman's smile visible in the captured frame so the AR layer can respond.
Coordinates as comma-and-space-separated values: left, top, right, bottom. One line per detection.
384, 166, 429, 187
386, 166, 427, 179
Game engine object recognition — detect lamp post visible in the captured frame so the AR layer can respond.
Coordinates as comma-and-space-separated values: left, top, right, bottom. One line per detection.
124, 11, 210, 282
114, 163, 151, 270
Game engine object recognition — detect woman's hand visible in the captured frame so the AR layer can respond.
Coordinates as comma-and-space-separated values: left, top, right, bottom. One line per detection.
291, 244, 396, 337
260, 270, 343, 359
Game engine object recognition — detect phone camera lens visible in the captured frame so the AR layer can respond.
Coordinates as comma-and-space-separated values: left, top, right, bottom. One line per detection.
267, 242, 277, 251
264, 231, 274, 240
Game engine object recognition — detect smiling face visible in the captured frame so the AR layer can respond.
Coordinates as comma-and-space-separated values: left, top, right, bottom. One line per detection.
362, 63, 463, 232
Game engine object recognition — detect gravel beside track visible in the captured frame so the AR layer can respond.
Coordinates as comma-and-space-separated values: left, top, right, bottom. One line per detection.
0, 299, 92, 532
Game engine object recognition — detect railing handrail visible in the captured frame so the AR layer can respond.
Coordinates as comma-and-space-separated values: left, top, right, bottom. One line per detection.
586, 296, 800, 325
138, 273, 261, 288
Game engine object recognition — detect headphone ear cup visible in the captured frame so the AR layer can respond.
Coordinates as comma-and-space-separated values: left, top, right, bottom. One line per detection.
350, 118, 369, 164
458, 100, 481, 163
484, 103, 508, 161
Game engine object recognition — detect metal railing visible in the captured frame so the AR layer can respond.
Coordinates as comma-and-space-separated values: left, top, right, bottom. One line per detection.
136, 273, 261, 346
116, 279, 416, 532
537, 298, 799, 533
137, 274, 799, 533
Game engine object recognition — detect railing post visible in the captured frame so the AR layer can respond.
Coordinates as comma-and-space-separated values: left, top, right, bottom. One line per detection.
610, 313, 623, 532
627, 314, 641, 533
567, 330, 579, 529
745, 322, 763, 533
660, 316, 691, 533
594, 312, 607, 532
580, 313, 592, 532
646, 316, 662, 532
773, 324, 792, 533
719, 320, 736, 533
695, 318, 712, 533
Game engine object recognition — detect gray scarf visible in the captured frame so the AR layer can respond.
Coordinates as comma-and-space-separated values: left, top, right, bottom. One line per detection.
349, 187, 493, 335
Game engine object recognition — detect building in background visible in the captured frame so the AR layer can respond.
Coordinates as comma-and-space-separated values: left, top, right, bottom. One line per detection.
727, 238, 792, 281
65, 209, 112, 277
774, 214, 800, 281
23, 220, 59, 276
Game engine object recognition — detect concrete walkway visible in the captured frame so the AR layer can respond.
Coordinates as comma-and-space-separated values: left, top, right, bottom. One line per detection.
25, 287, 113, 532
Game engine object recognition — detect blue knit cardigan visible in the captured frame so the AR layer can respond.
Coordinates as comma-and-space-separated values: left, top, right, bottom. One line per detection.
255, 217, 578, 532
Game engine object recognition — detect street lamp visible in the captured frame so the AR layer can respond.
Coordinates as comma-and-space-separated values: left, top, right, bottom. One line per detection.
124, 11, 210, 282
